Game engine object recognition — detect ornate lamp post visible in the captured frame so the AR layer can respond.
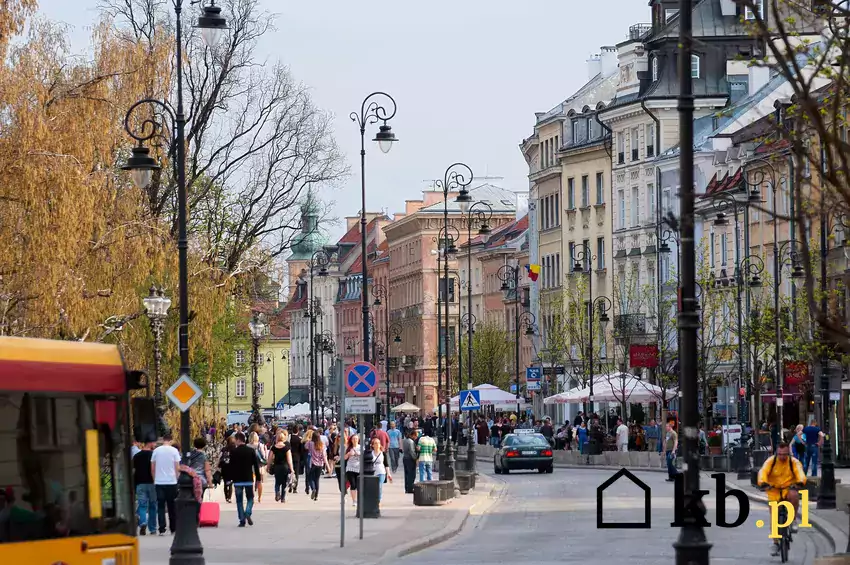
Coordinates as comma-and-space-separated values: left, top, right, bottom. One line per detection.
372, 285, 404, 420
306, 247, 333, 422
496, 264, 536, 416
460, 312, 477, 471
120, 4, 226, 563
143, 285, 172, 437
351, 93, 398, 366
248, 312, 267, 426
434, 223, 461, 481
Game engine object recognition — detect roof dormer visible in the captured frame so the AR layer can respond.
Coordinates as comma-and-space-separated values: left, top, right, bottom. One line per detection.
650, 0, 680, 32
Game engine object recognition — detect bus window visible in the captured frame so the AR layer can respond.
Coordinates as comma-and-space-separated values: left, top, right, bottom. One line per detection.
0, 393, 133, 544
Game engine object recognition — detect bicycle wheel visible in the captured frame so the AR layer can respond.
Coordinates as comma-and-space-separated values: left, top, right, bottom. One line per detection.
779, 533, 789, 563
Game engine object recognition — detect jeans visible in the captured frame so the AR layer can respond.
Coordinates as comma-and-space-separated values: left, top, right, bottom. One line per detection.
273, 467, 290, 500
155, 484, 178, 533
490, 436, 499, 447
307, 466, 322, 495
665, 451, 679, 478
234, 483, 254, 524
403, 457, 416, 493
303, 460, 312, 492
376, 473, 385, 502
804, 444, 819, 476
388, 447, 400, 472
418, 461, 433, 482
135, 483, 157, 532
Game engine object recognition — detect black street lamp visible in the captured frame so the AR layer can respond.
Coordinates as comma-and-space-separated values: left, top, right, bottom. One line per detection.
674, 1, 711, 562
143, 285, 172, 437
496, 264, 536, 416
320, 330, 335, 420
248, 312, 268, 426
460, 311, 478, 470
434, 222, 461, 481
120, 3, 227, 563
306, 248, 333, 422
432, 162, 473, 483
569, 243, 611, 420
372, 283, 402, 420
351, 93, 398, 367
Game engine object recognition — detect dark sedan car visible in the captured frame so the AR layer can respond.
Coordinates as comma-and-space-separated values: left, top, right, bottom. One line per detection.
493, 431, 554, 474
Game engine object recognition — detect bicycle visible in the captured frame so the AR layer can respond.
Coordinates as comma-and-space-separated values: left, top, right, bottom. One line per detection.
758, 483, 801, 563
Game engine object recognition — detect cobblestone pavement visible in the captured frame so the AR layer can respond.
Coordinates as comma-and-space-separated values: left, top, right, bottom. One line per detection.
398, 468, 834, 565
139, 470, 491, 565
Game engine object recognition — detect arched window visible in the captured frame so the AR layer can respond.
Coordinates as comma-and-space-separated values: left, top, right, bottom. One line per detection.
652, 56, 659, 81
691, 55, 700, 79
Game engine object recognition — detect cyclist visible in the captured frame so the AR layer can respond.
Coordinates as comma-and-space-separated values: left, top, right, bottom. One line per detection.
757, 441, 806, 557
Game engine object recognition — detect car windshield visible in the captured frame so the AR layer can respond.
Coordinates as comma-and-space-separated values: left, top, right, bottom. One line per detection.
0, 393, 133, 543
504, 435, 549, 447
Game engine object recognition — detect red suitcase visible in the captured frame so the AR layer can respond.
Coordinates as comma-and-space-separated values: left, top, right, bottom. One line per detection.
199, 492, 220, 527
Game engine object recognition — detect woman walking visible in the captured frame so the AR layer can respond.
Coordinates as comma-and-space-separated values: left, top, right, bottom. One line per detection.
268, 430, 294, 503
248, 432, 268, 503
306, 430, 329, 501
344, 435, 362, 507
302, 429, 314, 496
218, 436, 236, 503
369, 437, 392, 508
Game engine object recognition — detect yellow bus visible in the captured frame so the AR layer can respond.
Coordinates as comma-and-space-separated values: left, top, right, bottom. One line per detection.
0, 337, 151, 565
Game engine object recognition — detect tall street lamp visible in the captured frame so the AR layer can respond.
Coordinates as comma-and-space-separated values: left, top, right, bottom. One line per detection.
319, 330, 335, 421
373, 283, 402, 420
496, 264, 536, 416
248, 312, 267, 426
351, 93, 398, 366
120, 3, 226, 563
674, 1, 711, 562
306, 247, 333, 422
143, 285, 172, 437
460, 311, 477, 471
569, 243, 612, 421
434, 223, 461, 481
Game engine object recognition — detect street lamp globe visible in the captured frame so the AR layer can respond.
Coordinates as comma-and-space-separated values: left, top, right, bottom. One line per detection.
196, 2, 229, 48
455, 190, 472, 214
249, 313, 266, 339
373, 123, 397, 154
478, 223, 491, 243
143, 286, 171, 318
122, 146, 160, 189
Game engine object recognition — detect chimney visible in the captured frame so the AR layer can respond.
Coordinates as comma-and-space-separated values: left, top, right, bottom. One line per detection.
600, 46, 618, 77
748, 65, 770, 96
587, 53, 602, 80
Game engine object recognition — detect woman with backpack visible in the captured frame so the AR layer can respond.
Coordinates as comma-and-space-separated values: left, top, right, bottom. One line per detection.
267, 430, 294, 503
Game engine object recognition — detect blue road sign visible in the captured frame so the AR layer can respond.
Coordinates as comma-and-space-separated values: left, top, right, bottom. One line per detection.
345, 361, 379, 397
526, 367, 542, 381
459, 389, 481, 411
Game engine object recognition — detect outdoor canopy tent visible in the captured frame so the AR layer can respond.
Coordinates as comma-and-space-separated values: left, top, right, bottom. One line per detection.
543, 372, 677, 405
391, 402, 420, 413
278, 402, 332, 419
449, 383, 527, 411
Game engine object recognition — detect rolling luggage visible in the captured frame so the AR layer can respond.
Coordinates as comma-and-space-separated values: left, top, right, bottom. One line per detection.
199, 490, 220, 527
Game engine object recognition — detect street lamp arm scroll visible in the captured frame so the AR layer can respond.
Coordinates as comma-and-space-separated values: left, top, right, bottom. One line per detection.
436, 162, 474, 194
123, 98, 177, 145
350, 92, 398, 131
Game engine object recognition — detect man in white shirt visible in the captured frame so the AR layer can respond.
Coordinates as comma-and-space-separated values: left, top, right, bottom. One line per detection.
615, 419, 629, 453
380, 418, 388, 432
151, 434, 181, 535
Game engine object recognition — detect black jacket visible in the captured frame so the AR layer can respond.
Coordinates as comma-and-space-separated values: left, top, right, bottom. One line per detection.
229, 444, 261, 483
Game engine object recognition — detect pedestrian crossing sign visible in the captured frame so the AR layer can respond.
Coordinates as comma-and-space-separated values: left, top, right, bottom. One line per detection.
459, 389, 481, 411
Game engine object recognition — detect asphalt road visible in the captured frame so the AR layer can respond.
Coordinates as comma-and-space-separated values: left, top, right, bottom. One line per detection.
397, 468, 832, 565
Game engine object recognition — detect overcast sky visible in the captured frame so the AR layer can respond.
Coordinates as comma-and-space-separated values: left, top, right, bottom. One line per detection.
36, 0, 648, 241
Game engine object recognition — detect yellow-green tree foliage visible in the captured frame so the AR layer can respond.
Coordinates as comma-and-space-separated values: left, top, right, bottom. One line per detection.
0, 12, 231, 387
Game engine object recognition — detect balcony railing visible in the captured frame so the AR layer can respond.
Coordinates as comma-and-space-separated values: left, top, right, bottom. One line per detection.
614, 313, 646, 336
629, 23, 652, 41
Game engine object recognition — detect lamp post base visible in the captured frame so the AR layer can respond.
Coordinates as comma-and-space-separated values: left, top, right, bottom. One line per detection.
169, 473, 204, 565
817, 456, 837, 510
440, 442, 456, 482
466, 440, 477, 474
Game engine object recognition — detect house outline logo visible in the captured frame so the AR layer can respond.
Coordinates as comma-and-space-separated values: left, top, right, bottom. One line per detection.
596, 467, 651, 529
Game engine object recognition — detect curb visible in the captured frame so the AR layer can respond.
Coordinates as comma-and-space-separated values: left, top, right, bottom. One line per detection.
476, 455, 670, 474
376, 477, 500, 562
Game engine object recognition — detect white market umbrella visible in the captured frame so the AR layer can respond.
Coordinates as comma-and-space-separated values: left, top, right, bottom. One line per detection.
591, 373, 678, 403
391, 402, 420, 413
449, 384, 519, 407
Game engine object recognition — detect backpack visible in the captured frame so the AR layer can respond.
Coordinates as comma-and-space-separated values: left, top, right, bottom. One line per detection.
767, 454, 793, 479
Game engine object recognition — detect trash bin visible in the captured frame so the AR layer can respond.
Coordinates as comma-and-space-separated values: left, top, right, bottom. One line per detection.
356, 475, 381, 519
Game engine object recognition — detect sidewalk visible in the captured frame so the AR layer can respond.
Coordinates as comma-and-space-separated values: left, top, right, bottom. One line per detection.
140, 468, 497, 565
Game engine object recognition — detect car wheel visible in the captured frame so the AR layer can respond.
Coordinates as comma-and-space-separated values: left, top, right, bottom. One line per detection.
538, 467, 546, 473
502, 466, 509, 474
493, 456, 501, 474
545, 465, 554, 474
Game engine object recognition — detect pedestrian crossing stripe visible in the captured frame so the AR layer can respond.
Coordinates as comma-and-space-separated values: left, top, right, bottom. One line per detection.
460, 389, 480, 410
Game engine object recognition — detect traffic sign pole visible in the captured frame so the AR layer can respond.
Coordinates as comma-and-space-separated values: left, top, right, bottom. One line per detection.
339, 363, 346, 548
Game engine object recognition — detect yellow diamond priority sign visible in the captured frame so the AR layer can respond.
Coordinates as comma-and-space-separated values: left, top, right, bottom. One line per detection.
166, 374, 202, 412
